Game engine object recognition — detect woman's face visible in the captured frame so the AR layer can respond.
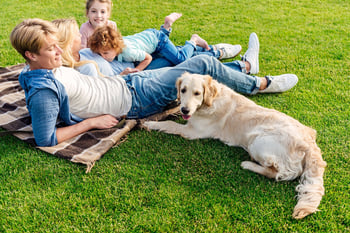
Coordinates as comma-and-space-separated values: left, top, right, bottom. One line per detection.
86, 1, 110, 29
71, 27, 82, 53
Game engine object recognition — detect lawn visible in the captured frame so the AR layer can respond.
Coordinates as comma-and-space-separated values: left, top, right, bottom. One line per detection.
0, 0, 349, 232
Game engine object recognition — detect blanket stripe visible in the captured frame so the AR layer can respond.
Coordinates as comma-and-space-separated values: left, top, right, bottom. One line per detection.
0, 64, 137, 172
0, 64, 180, 172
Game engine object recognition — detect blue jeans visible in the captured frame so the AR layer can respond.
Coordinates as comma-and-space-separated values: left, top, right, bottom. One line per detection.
148, 28, 196, 66
125, 55, 260, 118
146, 52, 244, 71
146, 26, 221, 70
146, 45, 221, 70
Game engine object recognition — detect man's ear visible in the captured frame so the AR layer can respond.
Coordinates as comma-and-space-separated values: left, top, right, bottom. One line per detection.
24, 51, 37, 62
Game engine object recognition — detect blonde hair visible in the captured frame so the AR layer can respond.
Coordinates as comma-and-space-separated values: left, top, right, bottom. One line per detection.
89, 25, 125, 55
52, 18, 103, 76
85, 0, 113, 14
10, 18, 57, 62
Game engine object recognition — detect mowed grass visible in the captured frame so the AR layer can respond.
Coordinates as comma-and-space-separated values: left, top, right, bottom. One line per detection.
0, 0, 349, 232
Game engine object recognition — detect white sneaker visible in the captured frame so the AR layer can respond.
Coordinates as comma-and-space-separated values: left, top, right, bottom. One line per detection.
214, 43, 242, 60
242, 32, 259, 74
259, 74, 298, 93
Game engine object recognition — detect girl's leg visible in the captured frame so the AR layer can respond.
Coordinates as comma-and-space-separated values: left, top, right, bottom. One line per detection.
160, 13, 182, 37
156, 30, 196, 65
156, 31, 210, 65
191, 45, 221, 58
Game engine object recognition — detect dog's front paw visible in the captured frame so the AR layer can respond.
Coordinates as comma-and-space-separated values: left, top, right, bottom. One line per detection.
142, 121, 159, 131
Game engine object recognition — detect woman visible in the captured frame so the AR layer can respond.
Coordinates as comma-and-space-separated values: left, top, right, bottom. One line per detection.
53, 18, 248, 78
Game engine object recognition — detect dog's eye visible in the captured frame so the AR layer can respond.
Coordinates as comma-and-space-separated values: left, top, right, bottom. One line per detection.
194, 91, 200, 96
181, 88, 186, 93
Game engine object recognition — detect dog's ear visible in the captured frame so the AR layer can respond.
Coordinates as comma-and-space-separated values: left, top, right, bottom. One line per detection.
203, 75, 218, 106
176, 74, 185, 100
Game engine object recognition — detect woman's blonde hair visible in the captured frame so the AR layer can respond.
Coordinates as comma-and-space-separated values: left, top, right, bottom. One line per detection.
10, 18, 57, 62
89, 25, 125, 55
52, 18, 103, 76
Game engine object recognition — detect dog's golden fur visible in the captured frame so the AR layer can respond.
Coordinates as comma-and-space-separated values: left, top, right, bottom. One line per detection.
144, 72, 326, 219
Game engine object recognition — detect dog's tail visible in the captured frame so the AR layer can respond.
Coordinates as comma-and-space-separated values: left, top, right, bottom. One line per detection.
292, 137, 326, 219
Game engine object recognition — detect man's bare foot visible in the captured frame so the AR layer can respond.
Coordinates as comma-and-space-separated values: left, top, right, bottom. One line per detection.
190, 34, 210, 50
163, 13, 182, 30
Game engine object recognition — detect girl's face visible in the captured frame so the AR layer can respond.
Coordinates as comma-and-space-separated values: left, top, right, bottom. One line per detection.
86, 1, 110, 29
98, 48, 118, 62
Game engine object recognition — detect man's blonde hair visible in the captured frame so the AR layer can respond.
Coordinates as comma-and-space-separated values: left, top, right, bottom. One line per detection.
10, 18, 57, 62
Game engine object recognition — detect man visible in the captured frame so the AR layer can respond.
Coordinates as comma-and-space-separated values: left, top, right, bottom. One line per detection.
10, 18, 298, 147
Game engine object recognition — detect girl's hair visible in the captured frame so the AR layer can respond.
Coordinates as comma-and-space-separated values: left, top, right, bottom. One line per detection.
10, 18, 57, 62
85, 0, 113, 14
89, 25, 125, 55
52, 18, 102, 74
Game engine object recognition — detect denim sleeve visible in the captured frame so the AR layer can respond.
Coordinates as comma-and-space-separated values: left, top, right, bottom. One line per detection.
28, 89, 59, 147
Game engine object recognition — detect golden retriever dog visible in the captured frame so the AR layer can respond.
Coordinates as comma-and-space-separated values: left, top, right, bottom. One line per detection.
143, 72, 326, 219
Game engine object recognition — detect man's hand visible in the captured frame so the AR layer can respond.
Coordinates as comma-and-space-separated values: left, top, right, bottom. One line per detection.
87, 114, 119, 129
56, 114, 119, 144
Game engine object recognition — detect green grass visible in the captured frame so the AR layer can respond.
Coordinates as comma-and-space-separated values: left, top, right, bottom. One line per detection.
0, 0, 349, 232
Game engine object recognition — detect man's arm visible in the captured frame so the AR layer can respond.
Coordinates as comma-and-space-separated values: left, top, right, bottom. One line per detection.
30, 89, 119, 146
56, 114, 119, 144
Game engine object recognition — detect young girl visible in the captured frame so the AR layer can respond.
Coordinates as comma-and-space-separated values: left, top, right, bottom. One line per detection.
80, 0, 117, 49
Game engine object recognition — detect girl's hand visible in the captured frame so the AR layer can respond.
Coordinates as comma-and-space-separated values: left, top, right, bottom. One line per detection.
120, 67, 140, 75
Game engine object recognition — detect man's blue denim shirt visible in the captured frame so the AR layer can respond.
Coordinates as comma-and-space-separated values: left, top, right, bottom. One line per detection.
18, 67, 82, 147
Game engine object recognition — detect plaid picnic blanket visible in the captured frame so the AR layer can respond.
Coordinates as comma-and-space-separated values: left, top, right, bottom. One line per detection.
0, 64, 179, 172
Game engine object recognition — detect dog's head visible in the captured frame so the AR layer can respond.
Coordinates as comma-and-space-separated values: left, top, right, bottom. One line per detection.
176, 72, 218, 120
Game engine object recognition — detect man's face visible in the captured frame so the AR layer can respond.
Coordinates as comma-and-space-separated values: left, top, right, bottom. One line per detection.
28, 34, 63, 70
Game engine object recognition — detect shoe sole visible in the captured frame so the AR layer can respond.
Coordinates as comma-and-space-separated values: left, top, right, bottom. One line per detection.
220, 47, 242, 60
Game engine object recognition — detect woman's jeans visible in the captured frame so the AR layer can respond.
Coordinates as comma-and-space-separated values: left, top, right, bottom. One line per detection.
125, 55, 260, 118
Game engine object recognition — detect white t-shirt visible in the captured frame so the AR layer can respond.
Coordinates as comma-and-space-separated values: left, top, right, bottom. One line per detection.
53, 66, 132, 118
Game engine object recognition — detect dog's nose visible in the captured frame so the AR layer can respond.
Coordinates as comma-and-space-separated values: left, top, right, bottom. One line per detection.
181, 107, 190, 115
